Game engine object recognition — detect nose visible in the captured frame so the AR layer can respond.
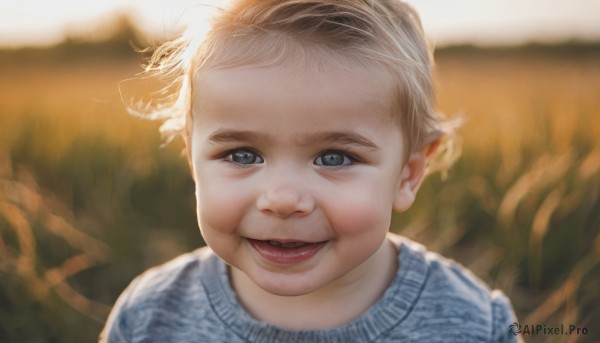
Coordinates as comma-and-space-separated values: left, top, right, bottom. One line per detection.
256, 183, 315, 218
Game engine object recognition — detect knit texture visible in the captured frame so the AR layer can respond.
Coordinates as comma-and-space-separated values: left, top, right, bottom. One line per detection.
100, 234, 521, 342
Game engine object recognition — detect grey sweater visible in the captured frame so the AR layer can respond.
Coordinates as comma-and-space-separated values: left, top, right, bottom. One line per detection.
100, 235, 520, 342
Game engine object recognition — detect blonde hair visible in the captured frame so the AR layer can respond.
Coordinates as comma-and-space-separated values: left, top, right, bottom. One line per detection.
132, 0, 460, 173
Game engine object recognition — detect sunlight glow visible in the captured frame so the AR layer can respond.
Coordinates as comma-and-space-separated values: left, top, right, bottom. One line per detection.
0, 0, 598, 47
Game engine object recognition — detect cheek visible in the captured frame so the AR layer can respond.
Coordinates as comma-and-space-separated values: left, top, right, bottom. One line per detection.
323, 184, 393, 237
195, 172, 253, 235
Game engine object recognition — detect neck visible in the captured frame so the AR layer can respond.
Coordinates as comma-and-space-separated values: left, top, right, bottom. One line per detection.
229, 237, 398, 330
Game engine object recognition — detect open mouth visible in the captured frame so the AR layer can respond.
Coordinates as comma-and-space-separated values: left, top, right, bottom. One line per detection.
264, 240, 312, 248
247, 238, 327, 264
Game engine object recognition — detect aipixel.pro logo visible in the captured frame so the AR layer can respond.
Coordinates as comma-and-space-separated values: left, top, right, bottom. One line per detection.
509, 322, 589, 337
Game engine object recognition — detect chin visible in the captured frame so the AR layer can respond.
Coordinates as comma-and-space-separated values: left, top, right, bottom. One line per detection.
263, 286, 313, 297
254, 274, 324, 297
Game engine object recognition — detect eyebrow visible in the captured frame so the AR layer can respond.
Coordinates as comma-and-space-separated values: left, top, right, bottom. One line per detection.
296, 131, 379, 150
207, 129, 379, 150
207, 129, 265, 144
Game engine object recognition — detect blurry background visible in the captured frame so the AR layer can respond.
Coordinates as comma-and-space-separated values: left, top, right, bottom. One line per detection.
0, 1, 599, 342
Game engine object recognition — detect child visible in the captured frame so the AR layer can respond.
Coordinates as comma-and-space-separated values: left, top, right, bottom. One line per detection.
101, 0, 520, 342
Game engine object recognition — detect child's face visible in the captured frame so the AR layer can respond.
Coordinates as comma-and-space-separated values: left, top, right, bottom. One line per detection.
190, 59, 417, 296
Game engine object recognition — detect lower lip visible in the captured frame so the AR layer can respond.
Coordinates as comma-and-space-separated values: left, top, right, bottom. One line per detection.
248, 239, 326, 264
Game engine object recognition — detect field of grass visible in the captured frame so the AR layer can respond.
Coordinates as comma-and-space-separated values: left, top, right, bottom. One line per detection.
0, 39, 598, 342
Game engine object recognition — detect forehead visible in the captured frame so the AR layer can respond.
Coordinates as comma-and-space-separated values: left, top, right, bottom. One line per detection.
192, 57, 395, 130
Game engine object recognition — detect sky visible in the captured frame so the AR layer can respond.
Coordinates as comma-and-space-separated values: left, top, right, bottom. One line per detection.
0, 0, 599, 48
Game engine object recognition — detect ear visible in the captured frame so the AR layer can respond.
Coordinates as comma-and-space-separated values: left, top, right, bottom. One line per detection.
393, 138, 440, 212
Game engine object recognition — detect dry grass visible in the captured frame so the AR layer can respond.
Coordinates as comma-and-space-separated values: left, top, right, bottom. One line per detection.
0, 48, 598, 342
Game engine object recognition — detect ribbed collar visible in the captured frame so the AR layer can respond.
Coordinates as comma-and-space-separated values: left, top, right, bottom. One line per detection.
202, 234, 429, 342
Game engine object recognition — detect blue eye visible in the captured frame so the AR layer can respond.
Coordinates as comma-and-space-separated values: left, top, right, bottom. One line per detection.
314, 151, 352, 167
228, 149, 264, 165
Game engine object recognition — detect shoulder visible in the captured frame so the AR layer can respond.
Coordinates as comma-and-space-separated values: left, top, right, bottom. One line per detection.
387, 234, 520, 342
109, 247, 215, 315
389, 233, 493, 303
99, 247, 225, 342
120, 248, 213, 301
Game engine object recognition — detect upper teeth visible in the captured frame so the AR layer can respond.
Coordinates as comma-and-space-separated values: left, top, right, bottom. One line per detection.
269, 240, 305, 248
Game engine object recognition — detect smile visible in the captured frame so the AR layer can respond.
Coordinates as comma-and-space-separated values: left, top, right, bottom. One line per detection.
247, 238, 327, 264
